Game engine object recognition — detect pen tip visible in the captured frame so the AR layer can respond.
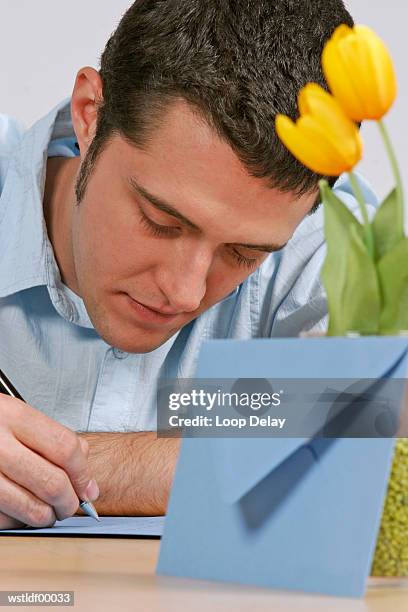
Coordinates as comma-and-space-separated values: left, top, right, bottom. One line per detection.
80, 500, 100, 522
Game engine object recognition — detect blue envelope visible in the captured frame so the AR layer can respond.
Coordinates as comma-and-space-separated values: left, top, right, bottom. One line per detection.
157, 337, 408, 597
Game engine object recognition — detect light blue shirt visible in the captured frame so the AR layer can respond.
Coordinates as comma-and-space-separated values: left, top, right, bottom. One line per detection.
0, 98, 378, 432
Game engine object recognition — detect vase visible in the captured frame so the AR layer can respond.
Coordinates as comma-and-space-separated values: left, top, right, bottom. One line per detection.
371, 438, 408, 577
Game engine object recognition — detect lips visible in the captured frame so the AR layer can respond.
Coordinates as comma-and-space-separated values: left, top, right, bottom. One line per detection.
124, 294, 181, 325
138, 301, 181, 316
130, 297, 181, 316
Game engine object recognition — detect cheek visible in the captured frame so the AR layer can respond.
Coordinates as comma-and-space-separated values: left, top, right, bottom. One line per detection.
73, 196, 163, 285
75, 203, 122, 279
204, 260, 259, 305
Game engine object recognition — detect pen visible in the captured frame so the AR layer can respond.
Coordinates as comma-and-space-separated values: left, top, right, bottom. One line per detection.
0, 367, 100, 522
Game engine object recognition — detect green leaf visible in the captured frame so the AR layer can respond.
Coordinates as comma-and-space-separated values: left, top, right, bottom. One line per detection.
377, 237, 408, 334
372, 188, 405, 260
340, 226, 381, 334
320, 181, 381, 335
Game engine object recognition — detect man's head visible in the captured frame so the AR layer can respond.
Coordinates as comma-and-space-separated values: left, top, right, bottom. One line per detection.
67, 0, 354, 353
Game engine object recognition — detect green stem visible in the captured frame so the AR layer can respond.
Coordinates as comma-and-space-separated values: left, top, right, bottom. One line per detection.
377, 119, 405, 233
348, 171, 375, 259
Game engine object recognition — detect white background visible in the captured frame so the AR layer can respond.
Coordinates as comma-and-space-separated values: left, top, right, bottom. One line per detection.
0, 1, 406, 224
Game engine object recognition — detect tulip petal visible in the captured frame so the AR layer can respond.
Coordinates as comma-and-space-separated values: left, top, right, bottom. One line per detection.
343, 35, 377, 116
322, 23, 397, 121
298, 84, 361, 145
322, 34, 367, 121
275, 113, 359, 175
355, 25, 397, 118
299, 115, 361, 173
330, 23, 353, 44
276, 114, 336, 175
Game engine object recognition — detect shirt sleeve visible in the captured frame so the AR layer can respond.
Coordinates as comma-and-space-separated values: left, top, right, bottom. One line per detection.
257, 172, 379, 338
0, 114, 25, 193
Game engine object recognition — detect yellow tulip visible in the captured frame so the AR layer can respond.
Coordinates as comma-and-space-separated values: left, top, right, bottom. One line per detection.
275, 83, 363, 176
322, 24, 397, 121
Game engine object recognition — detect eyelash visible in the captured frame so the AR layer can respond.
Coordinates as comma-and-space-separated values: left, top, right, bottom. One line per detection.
139, 209, 178, 237
138, 210, 259, 269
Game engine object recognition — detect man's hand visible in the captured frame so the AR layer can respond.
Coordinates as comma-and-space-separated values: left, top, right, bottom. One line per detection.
0, 395, 99, 529
79, 432, 180, 516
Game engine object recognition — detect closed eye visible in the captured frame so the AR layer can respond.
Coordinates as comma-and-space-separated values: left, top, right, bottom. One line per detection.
139, 208, 180, 237
138, 207, 278, 270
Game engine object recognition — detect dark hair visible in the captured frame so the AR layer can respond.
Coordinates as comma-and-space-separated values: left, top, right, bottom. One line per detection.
75, 0, 354, 213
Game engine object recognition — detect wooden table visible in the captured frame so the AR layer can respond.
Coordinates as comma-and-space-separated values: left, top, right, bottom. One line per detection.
0, 537, 407, 611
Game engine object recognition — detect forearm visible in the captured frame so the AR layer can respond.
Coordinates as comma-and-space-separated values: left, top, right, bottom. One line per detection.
78, 431, 180, 516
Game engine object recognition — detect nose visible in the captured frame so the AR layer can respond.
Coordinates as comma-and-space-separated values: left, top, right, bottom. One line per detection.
156, 241, 213, 313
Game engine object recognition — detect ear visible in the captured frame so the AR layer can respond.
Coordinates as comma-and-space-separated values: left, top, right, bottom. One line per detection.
70, 67, 103, 156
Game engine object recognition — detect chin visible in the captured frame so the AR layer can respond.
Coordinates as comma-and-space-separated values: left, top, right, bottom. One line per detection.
95, 322, 177, 354
114, 337, 171, 354
84, 293, 183, 353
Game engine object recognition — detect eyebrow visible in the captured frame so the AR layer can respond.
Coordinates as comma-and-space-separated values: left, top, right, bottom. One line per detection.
127, 177, 287, 253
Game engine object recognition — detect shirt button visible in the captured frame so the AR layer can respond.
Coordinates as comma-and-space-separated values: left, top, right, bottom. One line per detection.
112, 348, 128, 359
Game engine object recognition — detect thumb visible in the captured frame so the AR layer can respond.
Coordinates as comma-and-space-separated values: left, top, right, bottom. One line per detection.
77, 437, 100, 501
78, 436, 90, 459
67, 436, 99, 503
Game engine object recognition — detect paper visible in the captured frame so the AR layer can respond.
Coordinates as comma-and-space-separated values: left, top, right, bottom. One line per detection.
0, 515, 164, 537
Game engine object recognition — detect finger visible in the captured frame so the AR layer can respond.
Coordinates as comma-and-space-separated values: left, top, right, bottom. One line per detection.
0, 472, 56, 528
0, 512, 26, 530
0, 439, 80, 521
9, 401, 95, 500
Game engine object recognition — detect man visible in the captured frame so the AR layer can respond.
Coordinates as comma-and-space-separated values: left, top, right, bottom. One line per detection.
0, 0, 376, 529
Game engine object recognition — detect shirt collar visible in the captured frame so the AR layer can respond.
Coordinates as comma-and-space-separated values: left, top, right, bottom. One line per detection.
0, 97, 95, 328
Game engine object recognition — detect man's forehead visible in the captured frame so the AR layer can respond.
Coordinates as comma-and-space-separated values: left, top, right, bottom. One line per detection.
116, 135, 315, 210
